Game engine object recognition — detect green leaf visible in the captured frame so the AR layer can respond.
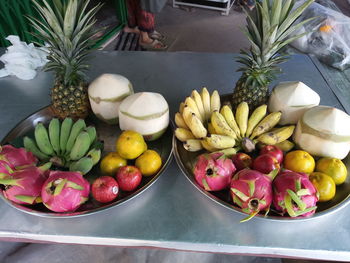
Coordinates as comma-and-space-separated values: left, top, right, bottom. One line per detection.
243, 8, 262, 46
279, 0, 292, 24
64, 0, 78, 38
277, 17, 315, 42
270, 0, 282, 27
277, 0, 314, 40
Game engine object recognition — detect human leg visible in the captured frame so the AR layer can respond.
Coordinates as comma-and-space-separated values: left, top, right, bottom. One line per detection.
135, 4, 167, 50
124, 0, 140, 34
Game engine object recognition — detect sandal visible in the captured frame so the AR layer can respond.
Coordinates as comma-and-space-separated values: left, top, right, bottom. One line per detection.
149, 30, 165, 41
140, 39, 168, 51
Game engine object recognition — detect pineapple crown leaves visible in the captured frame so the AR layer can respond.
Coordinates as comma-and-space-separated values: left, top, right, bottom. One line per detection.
27, 0, 102, 86
236, 0, 315, 84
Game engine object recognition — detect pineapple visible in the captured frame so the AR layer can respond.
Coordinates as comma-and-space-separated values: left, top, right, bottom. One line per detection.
28, 0, 101, 119
232, 0, 314, 110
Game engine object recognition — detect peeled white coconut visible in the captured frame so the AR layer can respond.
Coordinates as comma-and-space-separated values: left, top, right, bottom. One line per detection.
119, 92, 169, 141
294, 106, 350, 159
268, 81, 320, 125
88, 74, 133, 124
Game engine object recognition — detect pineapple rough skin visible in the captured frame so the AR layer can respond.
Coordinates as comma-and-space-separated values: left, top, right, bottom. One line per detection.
51, 82, 90, 119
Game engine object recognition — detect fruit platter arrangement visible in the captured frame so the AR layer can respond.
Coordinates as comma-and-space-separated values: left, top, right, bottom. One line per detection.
173, 0, 350, 221
0, 0, 172, 217
0, 85, 172, 217
173, 84, 350, 221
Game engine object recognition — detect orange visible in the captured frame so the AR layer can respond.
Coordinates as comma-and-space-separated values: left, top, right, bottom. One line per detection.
309, 172, 336, 202
316, 157, 347, 185
135, 150, 162, 176
116, 130, 147, 159
100, 152, 127, 176
283, 150, 315, 174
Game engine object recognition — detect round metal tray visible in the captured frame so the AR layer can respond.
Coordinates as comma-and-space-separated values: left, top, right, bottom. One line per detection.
0, 106, 173, 218
172, 103, 350, 221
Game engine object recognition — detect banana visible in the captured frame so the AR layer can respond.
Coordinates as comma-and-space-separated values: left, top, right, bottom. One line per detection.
201, 87, 211, 120
69, 131, 92, 161
210, 90, 221, 113
235, 102, 249, 137
86, 148, 101, 165
275, 140, 295, 152
69, 156, 94, 175
60, 118, 73, 154
23, 136, 49, 160
220, 105, 241, 139
182, 105, 197, 129
188, 113, 207, 139
175, 128, 195, 142
201, 139, 219, 152
204, 134, 236, 149
214, 147, 239, 158
211, 111, 237, 139
191, 90, 206, 121
85, 126, 97, 144
179, 102, 185, 114
250, 111, 282, 139
184, 139, 203, 152
34, 122, 54, 156
65, 119, 86, 153
246, 104, 267, 138
207, 121, 217, 134
256, 125, 295, 145
185, 96, 203, 123
175, 112, 189, 129
48, 118, 60, 155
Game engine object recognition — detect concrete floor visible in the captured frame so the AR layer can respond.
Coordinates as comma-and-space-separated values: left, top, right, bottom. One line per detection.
104, 0, 350, 53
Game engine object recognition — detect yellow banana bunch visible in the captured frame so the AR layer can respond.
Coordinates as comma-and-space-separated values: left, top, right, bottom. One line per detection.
175, 89, 296, 154
175, 128, 195, 142
211, 111, 237, 139
246, 104, 267, 138
220, 105, 241, 139
256, 126, 295, 145
184, 139, 203, 152
204, 134, 236, 149
235, 102, 249, 137
174, 87, 226, 152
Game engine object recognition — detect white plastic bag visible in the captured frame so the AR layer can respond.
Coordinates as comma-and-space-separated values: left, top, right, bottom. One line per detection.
291, 2, 350, 70
0, 35, 48, 80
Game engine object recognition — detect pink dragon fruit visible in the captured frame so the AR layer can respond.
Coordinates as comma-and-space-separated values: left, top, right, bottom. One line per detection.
193, 152, 236, 191
0, 145, 37, 168
273, 170, 318, 218
0, 163, 51, 205
0, 160, 14, 177
41, 171, 90, 213
230, 169, 276, 221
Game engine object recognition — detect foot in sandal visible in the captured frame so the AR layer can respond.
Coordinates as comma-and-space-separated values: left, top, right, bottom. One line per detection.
123, 26, 140, 34
139, 39, 168, 51
149, 30, 165, 41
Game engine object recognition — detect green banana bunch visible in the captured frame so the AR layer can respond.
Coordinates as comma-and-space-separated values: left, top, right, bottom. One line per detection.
23, 118, 103, 175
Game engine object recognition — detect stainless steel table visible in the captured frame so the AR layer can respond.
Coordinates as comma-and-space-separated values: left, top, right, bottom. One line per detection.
0, 51, 349, 261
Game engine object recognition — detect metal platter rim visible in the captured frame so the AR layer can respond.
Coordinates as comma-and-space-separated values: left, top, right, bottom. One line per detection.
0, 105, 173, 218
172, 134, 350, 222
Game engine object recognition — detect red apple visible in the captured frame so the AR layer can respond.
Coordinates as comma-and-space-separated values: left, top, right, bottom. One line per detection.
116, 165, 142, 192
252, 154, 280, 174
92, 176, 119, 203
232, 153, 252, 171
260, 145, 284, 163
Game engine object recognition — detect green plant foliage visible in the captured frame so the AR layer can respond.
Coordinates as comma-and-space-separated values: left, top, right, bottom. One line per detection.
0, 0, 42, 47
